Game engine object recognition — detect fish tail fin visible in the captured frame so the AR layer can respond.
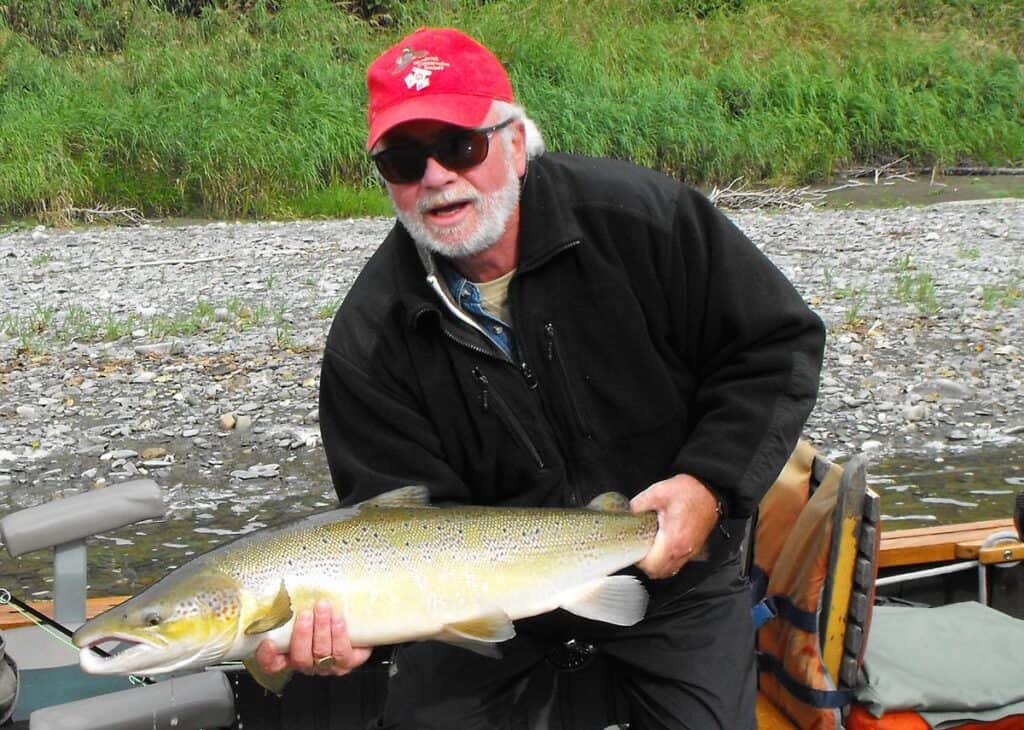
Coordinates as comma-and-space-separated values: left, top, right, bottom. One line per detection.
560, 575, 649, 626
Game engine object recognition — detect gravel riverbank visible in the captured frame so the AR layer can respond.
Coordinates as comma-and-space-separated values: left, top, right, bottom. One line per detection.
1, 198, 1022, 518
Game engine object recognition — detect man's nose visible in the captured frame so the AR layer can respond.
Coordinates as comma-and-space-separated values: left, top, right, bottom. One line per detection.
420, 156, 458, 187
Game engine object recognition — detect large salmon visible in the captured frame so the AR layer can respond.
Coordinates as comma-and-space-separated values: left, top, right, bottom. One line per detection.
73, 487, 656, 692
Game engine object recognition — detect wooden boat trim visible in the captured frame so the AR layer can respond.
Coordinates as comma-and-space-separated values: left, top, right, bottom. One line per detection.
879, 518, 1018, 568
1, 595, 126, 631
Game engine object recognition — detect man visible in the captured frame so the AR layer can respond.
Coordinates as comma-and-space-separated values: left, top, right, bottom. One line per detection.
256, 27, 825, 729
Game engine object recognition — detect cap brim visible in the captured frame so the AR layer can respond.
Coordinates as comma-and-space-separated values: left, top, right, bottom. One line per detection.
366, 94, 495, 150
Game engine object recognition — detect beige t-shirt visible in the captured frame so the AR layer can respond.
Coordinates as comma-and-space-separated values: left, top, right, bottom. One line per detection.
474, 268, 516, 324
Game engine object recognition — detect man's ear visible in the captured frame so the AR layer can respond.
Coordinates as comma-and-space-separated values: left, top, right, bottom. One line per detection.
511, 120, 528, 177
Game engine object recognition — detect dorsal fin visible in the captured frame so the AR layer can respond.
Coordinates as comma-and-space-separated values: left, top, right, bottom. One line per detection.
360, 486, 431, 509
586, 492, 631, 512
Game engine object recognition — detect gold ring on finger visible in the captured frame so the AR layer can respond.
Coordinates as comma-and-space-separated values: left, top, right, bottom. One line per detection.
316, 655, 335, 668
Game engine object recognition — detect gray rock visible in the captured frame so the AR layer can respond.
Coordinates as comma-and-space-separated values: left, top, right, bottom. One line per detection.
134, 342, 183, 357
913, 378, 975, 400
104, 448, 139, 460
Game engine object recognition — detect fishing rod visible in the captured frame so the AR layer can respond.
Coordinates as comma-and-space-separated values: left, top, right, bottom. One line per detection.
0, 588, 154, 685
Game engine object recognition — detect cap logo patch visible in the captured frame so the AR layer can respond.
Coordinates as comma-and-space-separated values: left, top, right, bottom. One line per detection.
392, 46, 450, 92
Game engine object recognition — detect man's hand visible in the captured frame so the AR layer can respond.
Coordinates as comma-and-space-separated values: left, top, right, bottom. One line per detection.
255, 600, 373, 677
630, 474, 720, 579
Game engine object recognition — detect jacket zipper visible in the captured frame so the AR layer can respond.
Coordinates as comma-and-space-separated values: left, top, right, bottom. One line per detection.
426, 274, 512, 363
472, 368, 546, 469
544, 322, 593, 439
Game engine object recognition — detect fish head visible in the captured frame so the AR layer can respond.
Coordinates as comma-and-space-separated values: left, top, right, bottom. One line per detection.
73, 568, 242, 676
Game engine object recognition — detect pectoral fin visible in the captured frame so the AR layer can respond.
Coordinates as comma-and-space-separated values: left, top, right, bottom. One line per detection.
243, 659, 293, 696
560, 575, 649, 626
244, 580, 293, 635
435, 611, 515, 658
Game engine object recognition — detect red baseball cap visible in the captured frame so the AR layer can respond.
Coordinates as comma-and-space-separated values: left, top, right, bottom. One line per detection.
365, 28, 515, 150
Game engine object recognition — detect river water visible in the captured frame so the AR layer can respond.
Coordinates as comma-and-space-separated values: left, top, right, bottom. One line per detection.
2, 440, 1021, 599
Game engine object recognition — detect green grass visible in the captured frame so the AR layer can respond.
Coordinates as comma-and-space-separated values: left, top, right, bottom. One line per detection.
981, 277, 1023, 309
896, 270, 942, 314
1, 0, 1022, 220
316, 297, 344, 320
0, 296, 311, 355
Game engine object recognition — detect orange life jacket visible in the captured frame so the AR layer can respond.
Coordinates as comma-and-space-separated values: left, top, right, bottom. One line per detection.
752, 440, 878, 729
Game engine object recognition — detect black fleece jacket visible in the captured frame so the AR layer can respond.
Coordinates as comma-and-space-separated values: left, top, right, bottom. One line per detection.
319, 152, 824, 552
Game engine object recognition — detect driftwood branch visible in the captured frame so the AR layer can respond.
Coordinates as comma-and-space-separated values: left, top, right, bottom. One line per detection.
709, 177, 867, 210
930, 166, 1024, 176
63, 205, 148, 226
844, 159, 1023, 180
710, 159, 1021, 211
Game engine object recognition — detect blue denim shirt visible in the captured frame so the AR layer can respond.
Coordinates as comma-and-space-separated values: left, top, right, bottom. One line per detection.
440, 263, 515, 358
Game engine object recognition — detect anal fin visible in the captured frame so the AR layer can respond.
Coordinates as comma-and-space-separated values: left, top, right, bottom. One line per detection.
243, 659, 293, 696
434, 611, 515, 658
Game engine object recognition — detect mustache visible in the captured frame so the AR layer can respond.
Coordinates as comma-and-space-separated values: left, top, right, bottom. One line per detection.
417, 187, 481, 214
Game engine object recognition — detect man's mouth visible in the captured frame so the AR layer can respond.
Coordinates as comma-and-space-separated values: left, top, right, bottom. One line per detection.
426, 200, 471, 218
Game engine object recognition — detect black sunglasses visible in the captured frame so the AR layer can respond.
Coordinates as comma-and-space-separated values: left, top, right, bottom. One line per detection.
372, 118, 515, 185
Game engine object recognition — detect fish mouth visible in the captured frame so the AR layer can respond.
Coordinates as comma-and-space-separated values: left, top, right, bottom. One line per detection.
77, 633, 208, 676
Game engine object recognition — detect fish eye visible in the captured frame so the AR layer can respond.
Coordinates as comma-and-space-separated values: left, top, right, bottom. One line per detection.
144, 612, 161, 627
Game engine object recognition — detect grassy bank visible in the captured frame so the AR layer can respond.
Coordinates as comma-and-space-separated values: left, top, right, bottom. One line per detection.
1, 0, 1022, 220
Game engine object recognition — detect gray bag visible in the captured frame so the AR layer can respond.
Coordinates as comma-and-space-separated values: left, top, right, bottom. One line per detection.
0, 632, 19, 725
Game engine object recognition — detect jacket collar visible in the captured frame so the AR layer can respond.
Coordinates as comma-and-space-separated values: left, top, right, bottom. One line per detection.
515, 154, 584, 273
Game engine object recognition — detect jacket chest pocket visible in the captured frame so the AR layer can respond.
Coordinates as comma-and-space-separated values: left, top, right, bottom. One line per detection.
471, 367, 547, 471
537, 299, 685, 443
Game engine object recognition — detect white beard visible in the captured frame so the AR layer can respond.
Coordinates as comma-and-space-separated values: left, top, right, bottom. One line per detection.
392, 159, 521, 260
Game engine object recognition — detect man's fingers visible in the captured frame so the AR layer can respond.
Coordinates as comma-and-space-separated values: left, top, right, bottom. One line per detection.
331, 615, 353, 660
288, 609, 315, 667
636, 527, 672, 578
310, 600, 334, 667
629, 484, 661, 514
255, 638, 285, 673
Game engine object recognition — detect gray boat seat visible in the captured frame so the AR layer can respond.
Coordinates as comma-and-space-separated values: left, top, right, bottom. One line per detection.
28, 670, 236, 730
0, 479, 165, 628
0, 479, 165, 558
